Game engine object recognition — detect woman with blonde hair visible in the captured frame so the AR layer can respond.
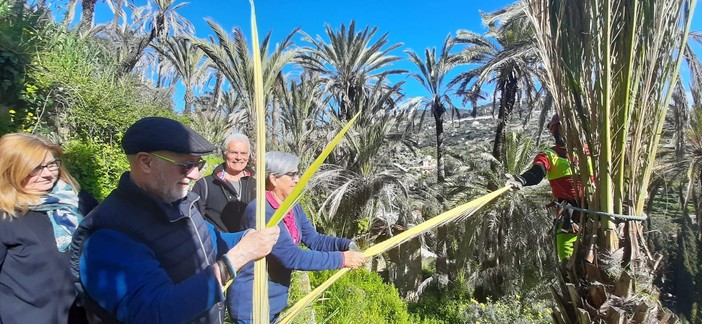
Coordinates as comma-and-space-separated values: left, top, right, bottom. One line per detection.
0, 133, 97, 323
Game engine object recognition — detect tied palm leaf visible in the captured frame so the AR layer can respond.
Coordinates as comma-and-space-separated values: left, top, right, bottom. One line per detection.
278, 187, 511, 324
266, 111, 362, 227
249, 1, 268, 323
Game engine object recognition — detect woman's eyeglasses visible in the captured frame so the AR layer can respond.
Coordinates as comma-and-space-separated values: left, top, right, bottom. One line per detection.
151, 152, 206, 175
283, 171, 300, 179
30, 159, 61, 176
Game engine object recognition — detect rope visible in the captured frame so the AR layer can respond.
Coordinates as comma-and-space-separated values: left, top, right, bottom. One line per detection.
558, 202, 648, 221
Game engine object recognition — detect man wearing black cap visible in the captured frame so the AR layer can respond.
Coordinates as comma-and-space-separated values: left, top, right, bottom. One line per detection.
70, 117, 280, 323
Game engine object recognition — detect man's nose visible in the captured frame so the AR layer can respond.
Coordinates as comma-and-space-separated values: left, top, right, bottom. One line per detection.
186, 166, 201, 179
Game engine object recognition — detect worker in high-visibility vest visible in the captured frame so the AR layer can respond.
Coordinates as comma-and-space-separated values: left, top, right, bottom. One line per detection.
506, 114, 590, 261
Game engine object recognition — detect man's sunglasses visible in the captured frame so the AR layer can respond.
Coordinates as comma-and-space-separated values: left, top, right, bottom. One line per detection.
151, 152, 206, 175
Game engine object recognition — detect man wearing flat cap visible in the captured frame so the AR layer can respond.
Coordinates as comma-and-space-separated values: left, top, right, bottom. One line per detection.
70, 117, 280, 323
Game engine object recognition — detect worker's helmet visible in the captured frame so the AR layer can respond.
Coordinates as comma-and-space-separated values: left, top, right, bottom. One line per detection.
547, 114, 560, 134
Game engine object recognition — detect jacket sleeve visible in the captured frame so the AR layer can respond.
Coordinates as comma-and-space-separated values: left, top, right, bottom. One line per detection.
240, 202, 344, 271
518, 151, 549, 186
0, 223, 6, 268
519, 163, 546, 186
78, 191, 99, 215
80, 229, 224, 324
0, 242, 5, 269
207, 221, 246, 257
296, 205, 351, 252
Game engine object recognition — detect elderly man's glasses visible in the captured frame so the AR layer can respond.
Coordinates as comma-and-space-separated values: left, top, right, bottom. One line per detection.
151, 152, 206, 175
30, 159, 61, 176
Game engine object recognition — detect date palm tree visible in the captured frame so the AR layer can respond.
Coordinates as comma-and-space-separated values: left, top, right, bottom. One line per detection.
527, 0, 696, 322
298, 21, 405, 122
451, 2, 541, 169
406, 34, 460, 183
118, 0, 193, 78
154, 37, 209, 114
405, 35, 462, 285
309, 78, 411, 239
277, 72, 328, 165
195, 19, 297, 137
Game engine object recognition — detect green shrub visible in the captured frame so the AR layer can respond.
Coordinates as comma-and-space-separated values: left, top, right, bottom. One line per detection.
27, 28, 180, 142
288, 269, 415, 324
459, 295, 552, 324
201, 154, 224, 176
407, 283, 471, 323
0, 0, 49, 135
408, 285, 552, 323
62, 139, 129, 200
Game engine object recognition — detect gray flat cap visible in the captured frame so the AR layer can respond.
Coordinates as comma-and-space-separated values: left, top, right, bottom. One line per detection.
122, 117, 215, 156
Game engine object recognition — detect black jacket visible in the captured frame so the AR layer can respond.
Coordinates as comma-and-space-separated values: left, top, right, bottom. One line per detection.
192, 164, 255, 232
70, 172, 222, 323
0, 191, 97, 324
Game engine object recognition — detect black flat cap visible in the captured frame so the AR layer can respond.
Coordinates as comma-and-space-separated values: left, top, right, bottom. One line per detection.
122, 117, 215, 156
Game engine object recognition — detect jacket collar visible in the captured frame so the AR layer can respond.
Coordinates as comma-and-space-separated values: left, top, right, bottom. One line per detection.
116, 172, 199, 222
212, 163, 252, 184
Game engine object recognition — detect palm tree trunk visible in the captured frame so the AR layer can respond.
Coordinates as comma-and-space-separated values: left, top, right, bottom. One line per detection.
387, 237, 422, 298
156, 54, 165, 88
491, 115, 506, 169
433, 104, 449, 280
491, 75, 518, 169
435, 226, 449, 284
184, 86, 194, 115
77, 0, 97, 34
117, 28, 156, 78
109, 0, 125, 30
213, 72, 224, 108
62, 0, 79, 28
294, 272, 316, 324
271, 97, 279, 146
434, 105, 445, 183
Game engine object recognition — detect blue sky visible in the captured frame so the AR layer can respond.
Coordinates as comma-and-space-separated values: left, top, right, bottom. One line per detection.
86, 0, 514, 111
84, 0, 702, 111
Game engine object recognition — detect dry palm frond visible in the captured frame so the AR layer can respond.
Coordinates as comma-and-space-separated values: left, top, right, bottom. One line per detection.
249, 1, 268, 322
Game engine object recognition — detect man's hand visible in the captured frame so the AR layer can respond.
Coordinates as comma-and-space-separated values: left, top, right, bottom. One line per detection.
506, 174, 526, 190
342, 251, 367, 269
226, 226, 280, 270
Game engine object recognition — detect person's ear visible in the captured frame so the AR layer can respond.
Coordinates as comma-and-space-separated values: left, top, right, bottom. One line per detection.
268, 173, 278, 187
136, 152, 153, 174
